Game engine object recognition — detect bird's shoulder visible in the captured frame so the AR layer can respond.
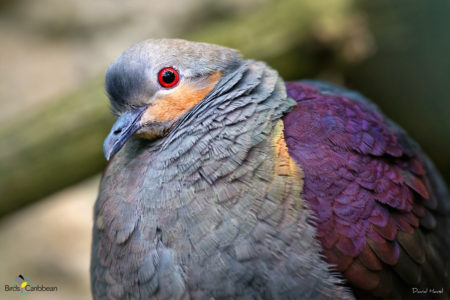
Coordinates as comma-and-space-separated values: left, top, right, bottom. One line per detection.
283, 80, 450, 299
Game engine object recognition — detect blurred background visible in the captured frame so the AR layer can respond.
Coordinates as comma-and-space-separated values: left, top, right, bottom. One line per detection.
0, 0, 449, 299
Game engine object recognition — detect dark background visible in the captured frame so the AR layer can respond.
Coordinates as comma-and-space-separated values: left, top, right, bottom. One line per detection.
0, 0, 448, 298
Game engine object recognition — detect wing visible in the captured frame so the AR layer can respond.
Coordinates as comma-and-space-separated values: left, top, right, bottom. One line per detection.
283, 81, 450, 299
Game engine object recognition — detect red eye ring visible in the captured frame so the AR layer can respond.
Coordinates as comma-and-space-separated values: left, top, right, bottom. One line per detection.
158, 67, 179, 88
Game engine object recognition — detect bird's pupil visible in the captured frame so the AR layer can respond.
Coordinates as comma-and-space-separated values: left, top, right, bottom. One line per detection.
162, 70, 175, 84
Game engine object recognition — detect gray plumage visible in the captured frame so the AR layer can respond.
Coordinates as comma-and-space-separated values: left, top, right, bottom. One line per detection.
91, 39, 355, 300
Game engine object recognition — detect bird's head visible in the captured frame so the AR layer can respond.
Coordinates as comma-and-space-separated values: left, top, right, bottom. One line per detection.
103, 39, 241, 160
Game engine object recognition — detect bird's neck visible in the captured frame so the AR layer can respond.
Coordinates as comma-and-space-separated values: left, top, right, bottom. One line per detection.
95, 62, 350, 295
105, 60, 299, 209
154, 60, 297, 164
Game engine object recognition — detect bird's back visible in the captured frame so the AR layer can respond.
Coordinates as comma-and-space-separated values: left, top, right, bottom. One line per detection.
283, 80, 450, 299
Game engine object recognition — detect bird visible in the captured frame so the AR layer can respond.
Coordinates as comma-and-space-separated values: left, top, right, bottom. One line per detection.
91, 39, 450, 300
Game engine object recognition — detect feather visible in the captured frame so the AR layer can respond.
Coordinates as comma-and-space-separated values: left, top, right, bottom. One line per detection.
284, 80, 450, 299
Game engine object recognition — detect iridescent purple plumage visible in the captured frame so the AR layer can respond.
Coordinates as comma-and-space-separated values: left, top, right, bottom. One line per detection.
283, 81, 450, 298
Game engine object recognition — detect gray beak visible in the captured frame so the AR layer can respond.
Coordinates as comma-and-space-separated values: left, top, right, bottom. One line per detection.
103, 106, 147, 161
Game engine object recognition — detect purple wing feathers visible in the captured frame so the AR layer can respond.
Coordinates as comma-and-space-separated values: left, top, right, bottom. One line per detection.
283, 81, 450, 299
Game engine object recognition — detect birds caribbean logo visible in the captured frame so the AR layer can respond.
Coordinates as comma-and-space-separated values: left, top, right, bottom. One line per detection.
14, 274, 32, 295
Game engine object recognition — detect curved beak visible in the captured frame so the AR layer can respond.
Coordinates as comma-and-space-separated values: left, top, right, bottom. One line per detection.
103, 106, 147, 161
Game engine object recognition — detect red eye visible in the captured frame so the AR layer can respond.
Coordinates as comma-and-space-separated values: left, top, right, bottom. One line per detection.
158, 67, 179, 88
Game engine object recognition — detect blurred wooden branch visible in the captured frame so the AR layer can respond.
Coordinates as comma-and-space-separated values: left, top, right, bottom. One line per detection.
0, 79, 114, 216
0, 0, 358, 216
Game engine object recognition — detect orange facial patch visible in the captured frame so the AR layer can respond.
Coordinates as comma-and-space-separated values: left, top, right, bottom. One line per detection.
143, 71, 221, 124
